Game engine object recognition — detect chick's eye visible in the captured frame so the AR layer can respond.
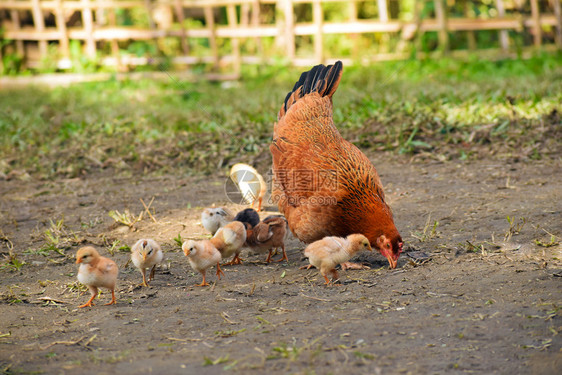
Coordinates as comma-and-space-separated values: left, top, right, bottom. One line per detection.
386, 243, 391, 248
209, 213, 213, 216
148, 249, 153, 254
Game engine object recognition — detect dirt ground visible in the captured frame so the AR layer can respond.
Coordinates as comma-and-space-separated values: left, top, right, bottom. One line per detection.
0, 155, 561, 375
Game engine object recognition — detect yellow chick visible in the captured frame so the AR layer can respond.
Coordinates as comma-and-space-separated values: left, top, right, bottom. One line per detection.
76, 246, 118, 307
182, 239, 224, 287
201, 207, 233, 235
210, 220, 247, 265
303, 234, 372, 286
131, 239, 163, 287
230, 163, 267, 211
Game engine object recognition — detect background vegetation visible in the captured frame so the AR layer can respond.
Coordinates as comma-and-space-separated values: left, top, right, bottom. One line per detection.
0, 53, 560, 180
0, 0, 558, 75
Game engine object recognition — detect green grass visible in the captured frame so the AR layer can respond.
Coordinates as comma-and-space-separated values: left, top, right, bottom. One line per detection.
0, 53, 560, 178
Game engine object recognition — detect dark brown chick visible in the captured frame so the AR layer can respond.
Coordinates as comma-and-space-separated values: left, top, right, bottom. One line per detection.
245, 216, 289, 262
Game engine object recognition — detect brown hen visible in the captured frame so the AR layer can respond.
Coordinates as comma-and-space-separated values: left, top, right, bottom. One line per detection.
270, 61, 403, 268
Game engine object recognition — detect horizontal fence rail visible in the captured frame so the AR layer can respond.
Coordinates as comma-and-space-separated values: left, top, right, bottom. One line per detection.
0, 0, 561, 73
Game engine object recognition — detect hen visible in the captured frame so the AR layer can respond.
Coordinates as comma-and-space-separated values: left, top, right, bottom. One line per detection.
270, 61, 403, 268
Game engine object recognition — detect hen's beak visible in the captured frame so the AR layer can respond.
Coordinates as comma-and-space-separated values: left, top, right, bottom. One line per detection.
386, 255, 397, 269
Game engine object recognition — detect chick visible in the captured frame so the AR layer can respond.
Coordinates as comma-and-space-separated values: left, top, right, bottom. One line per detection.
201, 207, 233, 235
76, 246, 118, 307
245, 216, 289, 262
182, 240, 224, 287
201, 207, 259, 235
210, 221, 247, 265
303, 234, 372, 286
131, 239, 163, 287
233, 208, 260, 228
230, 163, 267, 211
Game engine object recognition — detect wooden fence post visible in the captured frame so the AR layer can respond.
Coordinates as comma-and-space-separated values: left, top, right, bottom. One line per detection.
496, 0, 509, 52
348, 0, 359, 59
378, 0, 390, 53
81, 0, 96, 58
252, 0, 263, 55
434, 0, 450, 54
551, 0, 562, 48
54, 0, 70, 59
106, 5, 121, 69
313, 0, 323, 63
174, 0, 190, 56
9, 10, 25, 57
227, 4, 241, 74
278, 0, 295, 61
31, 0, 48, 58
204, 6, 219, 70
530, 0, 542, 47
464, 0, 477, 50
412, 0, 425, 55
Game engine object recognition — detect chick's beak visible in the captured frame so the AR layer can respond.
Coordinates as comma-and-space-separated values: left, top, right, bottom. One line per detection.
76, 257, 82, 264
142, 253, 147, 261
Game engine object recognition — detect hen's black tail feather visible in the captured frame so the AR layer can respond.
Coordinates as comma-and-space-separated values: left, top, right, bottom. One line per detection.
279, 61, 343, 119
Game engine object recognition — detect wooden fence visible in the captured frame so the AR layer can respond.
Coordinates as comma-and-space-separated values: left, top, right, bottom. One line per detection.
0, 0, 561, 73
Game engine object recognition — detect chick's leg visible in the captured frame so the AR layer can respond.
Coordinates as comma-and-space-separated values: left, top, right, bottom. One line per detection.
216, 263, 225, 280
224, 253, 243, 266
140, 269, 148, 287
79, 287, 98, 308
197, 270, 210, 287
104, 289, 117, 306
340, 262, 370, 271
331, 269, 340, 283
149, 265, 156, 282
265, 250, 273, 263
275, 245, 288, 262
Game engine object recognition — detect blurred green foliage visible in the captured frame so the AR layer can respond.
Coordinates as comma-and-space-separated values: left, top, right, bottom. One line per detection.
0, 53, 560, 178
